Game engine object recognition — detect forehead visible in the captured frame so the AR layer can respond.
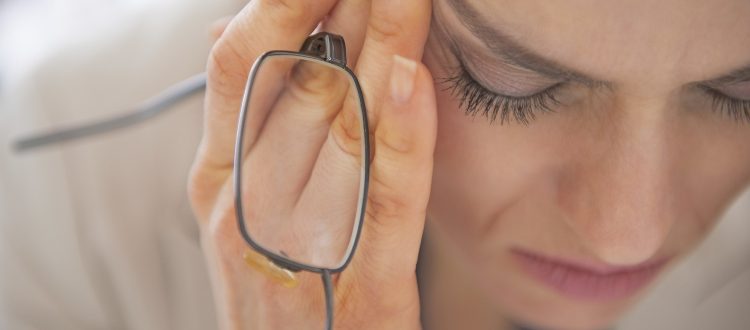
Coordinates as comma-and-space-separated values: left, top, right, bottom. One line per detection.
456, 0, 750, 88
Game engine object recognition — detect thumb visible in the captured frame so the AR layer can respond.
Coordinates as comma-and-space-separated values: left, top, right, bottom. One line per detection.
351, 54, 437, 284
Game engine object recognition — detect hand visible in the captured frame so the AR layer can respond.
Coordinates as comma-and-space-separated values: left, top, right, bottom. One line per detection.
188, 0, 436, 328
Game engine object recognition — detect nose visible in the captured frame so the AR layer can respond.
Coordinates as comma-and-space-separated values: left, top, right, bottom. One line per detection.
557, 111, 678, 266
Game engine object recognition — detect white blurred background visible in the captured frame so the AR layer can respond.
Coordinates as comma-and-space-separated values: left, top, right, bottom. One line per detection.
0, 1, 241, 329
1, 0, 181, 87
0, 1, 748, 329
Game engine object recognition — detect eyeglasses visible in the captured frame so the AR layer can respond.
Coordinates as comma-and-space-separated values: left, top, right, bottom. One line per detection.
12, 31, 369, 330
12, 73, 207, 152
233, 32, 370, 330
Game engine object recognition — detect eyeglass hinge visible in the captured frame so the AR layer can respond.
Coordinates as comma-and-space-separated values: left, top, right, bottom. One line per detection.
300, 32, 348, 67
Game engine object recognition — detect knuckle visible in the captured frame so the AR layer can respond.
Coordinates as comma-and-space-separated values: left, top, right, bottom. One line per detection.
207, 41, 249, 99
288, 62, 326, 96
364, 172, 413, 221
287, 63, 347, 109
187, 167, 211, 197
366, 15, 405, 44
206, 0, 319, 100
374, 123, 414, 156
330, 106, 365, 158
186, 167, 202, 201
186, 156, 232, 224
206, 207, 235, 241
186, 167, 211, 220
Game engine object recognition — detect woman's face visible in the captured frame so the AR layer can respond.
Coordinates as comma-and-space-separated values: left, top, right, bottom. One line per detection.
423, 0, 750, 328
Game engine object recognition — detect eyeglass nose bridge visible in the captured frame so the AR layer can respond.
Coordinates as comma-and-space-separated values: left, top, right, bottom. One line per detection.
300, 32, 348, 67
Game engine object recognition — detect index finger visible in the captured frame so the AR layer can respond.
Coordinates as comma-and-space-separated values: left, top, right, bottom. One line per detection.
354, 0, 432, 122
197, 0, 340, 171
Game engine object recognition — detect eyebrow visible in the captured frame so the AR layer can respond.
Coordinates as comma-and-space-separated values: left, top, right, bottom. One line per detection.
444, 0, 750, 89
443, 0, 605, 87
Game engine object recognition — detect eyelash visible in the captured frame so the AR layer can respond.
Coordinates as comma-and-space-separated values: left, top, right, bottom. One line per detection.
441, 62, 750, 126
440, 65, 562, 125
700, 86, 750, 124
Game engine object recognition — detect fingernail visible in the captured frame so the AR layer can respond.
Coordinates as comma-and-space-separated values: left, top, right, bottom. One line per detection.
390, 54, 418, 105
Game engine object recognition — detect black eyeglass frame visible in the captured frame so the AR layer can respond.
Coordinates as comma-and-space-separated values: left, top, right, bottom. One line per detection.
232, 33, 370, 329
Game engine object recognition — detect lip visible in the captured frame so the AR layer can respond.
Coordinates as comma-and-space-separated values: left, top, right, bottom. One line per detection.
510, 248, 671, 302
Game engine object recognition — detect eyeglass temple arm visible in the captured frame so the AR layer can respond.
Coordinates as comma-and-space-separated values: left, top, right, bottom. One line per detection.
12, 72, 207, 153
322, 269, 334, 330
12, 32, 346, 153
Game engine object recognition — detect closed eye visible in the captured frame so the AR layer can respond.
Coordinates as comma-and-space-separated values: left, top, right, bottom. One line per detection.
698, 85, 750, 123
440, 60, 564, 125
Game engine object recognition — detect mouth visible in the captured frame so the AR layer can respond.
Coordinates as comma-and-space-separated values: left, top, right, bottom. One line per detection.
510, 248, 671, 302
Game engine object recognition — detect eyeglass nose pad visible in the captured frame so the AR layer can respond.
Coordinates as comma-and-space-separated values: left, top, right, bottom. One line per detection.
300, 32, 347, 67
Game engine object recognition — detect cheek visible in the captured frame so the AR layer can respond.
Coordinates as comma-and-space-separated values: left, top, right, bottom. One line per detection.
422, 75, 632, 326
423, 49, 564, 246
421, 44, 578, 258
670, 121, 750, 248
422, 46, 750, 328
424, 54, 509, 234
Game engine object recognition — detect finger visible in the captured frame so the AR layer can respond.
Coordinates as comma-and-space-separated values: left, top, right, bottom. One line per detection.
318, 0, 369, 65
198, 0, 339, 172
354, 0, 432, 127
209, 15, 234, 41
244, 60, 352, 214
348, 55, 437, 284
288, 89, 367, 259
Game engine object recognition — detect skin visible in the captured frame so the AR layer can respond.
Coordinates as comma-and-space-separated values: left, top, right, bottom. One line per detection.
421, 0, 750, 329
190, 0, 750, 329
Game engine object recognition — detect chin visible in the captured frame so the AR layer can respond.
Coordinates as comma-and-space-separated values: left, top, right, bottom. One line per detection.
493, 284, 629, 330
508, 304, 624, 330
